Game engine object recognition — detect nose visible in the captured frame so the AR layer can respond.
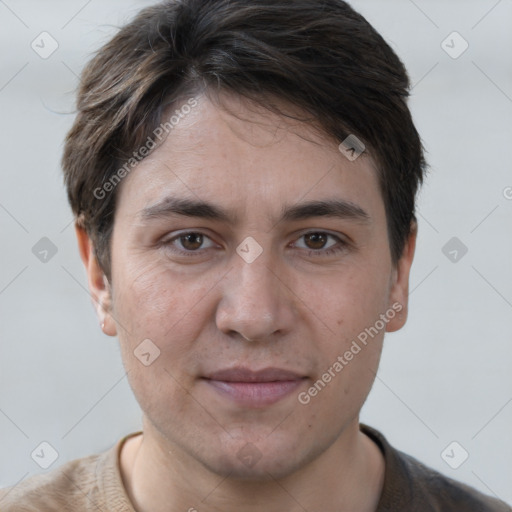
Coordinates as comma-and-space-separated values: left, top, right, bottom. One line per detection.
215, 250, 296, 342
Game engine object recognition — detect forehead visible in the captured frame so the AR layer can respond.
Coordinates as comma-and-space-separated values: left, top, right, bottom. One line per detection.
115, 92, 385, 225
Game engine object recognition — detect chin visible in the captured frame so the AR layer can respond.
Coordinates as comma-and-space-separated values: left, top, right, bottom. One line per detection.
195, 437, 313, 481
201, 454, 298, 481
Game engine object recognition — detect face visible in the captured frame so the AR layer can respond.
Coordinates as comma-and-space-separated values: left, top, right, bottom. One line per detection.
79, 92, 415, 479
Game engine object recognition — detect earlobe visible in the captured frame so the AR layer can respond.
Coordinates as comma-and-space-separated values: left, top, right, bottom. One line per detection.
385, 221, 417, 333
75, 223, 117, 337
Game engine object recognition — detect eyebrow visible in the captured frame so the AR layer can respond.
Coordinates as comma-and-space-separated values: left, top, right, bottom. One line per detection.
139, 197, 371, 225
280, 199, 370, 224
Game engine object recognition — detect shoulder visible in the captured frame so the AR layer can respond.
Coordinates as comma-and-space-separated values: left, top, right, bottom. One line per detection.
0, 435, 136, 512
396, 449, 511, 511
0, 452, 101, 511
360, 424, 511, 512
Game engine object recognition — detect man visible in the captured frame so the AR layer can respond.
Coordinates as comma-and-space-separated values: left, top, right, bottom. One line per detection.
1, 0, 510, 510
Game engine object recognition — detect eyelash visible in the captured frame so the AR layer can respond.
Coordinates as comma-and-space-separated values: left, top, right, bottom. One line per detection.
161, 231, 348, 258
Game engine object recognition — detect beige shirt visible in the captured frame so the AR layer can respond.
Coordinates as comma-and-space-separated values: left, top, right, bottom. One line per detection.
1, 424, 510, 511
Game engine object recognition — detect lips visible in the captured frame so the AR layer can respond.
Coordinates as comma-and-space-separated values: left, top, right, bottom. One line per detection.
204, 367, 305, 383
202, 367, 307, 407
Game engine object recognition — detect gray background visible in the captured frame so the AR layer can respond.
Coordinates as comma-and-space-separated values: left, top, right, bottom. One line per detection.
1, 0, 511, 505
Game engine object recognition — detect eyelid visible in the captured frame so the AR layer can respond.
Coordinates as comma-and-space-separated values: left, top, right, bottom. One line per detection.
291, 228, 349, 245
290, 231, 349, 255
162, 230, 218, 249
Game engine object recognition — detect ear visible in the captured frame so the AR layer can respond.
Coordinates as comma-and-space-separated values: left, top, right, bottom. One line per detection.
75, 224, 117, 337
385, 220, 417, 333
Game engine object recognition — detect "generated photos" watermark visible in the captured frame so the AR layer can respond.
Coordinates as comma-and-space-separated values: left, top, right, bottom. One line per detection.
298, 302, 403, 405
93, 97, 198, 200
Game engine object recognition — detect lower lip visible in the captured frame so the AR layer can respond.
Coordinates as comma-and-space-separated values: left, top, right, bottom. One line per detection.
203, 379, 305, 407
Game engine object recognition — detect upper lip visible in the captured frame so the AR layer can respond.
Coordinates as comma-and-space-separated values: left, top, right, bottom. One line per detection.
203, 367, 306, 383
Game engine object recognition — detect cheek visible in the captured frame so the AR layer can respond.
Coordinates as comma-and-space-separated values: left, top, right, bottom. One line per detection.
302, 261, 391, 340
111, 256, 218, 372
296, 262, 388, 399
300, 276, 385, 419
110, 260, 215, 423
115, 255, 193, 325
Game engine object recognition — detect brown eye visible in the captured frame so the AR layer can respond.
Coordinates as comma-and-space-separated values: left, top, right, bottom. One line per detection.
303, 232, 328, 250
180, 233, 203, 250
293, 231, 347, 257
162, 231, 217, 258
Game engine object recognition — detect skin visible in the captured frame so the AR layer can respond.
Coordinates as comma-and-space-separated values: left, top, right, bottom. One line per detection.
77, 92, 416, 512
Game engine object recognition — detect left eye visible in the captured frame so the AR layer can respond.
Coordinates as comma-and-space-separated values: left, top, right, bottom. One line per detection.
294, 232, 339, 251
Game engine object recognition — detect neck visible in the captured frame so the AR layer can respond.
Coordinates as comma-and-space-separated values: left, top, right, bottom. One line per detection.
120, 419, 385, 512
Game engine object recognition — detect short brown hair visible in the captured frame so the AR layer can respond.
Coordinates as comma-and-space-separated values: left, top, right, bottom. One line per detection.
62, 0, 427, 281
